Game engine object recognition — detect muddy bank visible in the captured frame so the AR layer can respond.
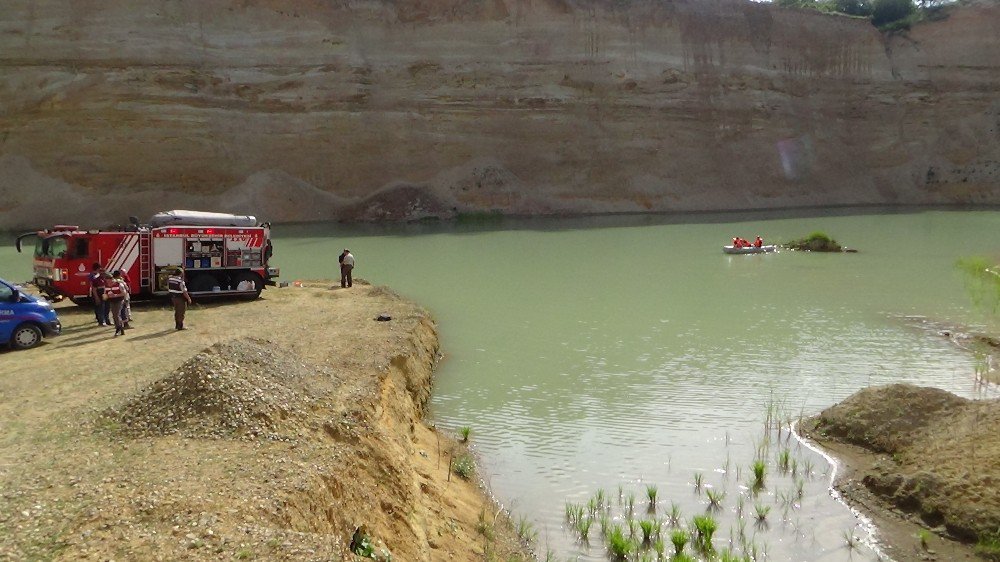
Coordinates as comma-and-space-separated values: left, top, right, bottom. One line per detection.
801, 383, 1000, 562
0, 281, 531, 561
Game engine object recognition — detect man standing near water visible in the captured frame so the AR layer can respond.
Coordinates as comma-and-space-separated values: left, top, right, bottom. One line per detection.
340, 249, 354, 288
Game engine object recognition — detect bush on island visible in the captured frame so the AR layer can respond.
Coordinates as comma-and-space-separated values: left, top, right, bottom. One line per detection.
785, 231, 844, 252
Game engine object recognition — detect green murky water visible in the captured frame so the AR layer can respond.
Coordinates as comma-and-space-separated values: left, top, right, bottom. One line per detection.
3, 209, 998, 560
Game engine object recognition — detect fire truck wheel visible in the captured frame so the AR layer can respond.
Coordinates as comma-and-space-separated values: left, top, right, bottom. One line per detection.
11, 323, 43, 350
232, 271, 264, 300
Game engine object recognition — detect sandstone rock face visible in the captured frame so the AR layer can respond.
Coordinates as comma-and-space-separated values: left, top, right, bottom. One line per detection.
0, 0, 998, 229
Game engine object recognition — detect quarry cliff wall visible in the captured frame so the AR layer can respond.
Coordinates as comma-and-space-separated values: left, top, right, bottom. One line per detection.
0, 0, 998, 229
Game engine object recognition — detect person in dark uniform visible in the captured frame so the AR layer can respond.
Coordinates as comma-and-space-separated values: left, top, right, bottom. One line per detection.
89, 262, 110, 326
167, 267, 192, 330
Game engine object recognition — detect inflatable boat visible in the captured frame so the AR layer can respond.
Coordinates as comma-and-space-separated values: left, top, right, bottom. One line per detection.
723, 245, 777, 255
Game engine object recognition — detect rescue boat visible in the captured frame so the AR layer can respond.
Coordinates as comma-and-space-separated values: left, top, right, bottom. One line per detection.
723, 245, 777, 255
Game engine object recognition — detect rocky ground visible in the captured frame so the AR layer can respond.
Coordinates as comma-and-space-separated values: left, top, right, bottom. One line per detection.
801, 383, 1000, 562
0, 281, 532, 561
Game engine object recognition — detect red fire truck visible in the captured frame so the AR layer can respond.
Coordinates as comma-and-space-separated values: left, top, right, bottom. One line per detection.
16, 210, 279, 303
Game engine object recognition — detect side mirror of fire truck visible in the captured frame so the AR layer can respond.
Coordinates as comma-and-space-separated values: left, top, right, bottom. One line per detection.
14, 231, 38, 253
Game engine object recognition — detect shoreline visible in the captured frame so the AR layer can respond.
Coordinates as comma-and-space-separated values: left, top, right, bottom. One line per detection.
0, 281, 531, 561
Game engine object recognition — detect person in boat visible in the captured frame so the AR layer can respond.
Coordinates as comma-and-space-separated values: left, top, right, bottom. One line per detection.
754, 236, 763, 248
732, 237, 740, 248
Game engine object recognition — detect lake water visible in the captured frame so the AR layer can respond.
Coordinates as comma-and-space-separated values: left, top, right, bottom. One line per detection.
3, 209, 998, 561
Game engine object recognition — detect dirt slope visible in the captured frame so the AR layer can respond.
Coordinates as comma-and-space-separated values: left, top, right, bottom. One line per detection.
801, 383, 1000, 561
0, 281, 530, 561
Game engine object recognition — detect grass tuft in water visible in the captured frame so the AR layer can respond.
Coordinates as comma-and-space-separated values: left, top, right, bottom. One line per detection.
670, 528, 689, 555
718, 548, 752, 562
706, 489, 725, 509
599, 513, 612, 538
638, 519, 658, 544
754, 503, 771, 522
577, 516, 593, 543
692, 514, 718, 551
625, 492, 636, 515
777, 448, 791, 473
565, 502, 585, 525
516, 515, 537, 545
668, 502, 682, 527
645, 484, 658, 508
652, 536, 666, 559
693, 472, 704, 493
750, 460, 766, 490
606, 525, 633, 561
458, 426, 472, 442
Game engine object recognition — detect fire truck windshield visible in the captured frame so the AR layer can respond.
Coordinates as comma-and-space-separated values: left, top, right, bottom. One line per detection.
34, 236, 68, 259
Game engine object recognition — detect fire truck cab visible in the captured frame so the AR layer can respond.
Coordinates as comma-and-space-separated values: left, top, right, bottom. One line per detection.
17, 210, 279, 303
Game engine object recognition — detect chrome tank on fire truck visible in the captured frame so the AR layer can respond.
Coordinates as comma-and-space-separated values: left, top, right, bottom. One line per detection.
15, 210, 279, 303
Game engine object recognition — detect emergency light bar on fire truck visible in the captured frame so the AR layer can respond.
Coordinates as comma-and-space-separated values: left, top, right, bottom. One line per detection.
16, 210, 279, 303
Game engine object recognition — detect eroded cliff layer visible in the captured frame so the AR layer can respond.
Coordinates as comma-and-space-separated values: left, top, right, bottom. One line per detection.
0, 0, 998, 229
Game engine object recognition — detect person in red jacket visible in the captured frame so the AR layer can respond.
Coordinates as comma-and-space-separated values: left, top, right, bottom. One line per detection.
754, 236, 763, 248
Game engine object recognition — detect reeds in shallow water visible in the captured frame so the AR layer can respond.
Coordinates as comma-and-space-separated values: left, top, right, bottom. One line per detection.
692, 514, 718, 551
606, 525, 633, 560
777, 447, 791, 473
638, 519, 658, 544
750, 460, 766, 490
576, 516, 593, 542
668, 501, 682, 527
706, 489, 726, 510
645, 484, 658, 508
670, 528, 689, 555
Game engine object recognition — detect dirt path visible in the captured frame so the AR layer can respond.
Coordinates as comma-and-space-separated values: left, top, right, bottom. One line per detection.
0, 281, 530, 561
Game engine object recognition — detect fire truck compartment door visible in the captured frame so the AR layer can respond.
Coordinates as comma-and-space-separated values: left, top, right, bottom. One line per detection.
153, 237, 184, 266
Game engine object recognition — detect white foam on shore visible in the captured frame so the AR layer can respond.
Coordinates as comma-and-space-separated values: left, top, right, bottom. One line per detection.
792, 419, 893, 561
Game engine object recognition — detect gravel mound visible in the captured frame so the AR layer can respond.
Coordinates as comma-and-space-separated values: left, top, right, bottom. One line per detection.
107, 338, 317, 440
